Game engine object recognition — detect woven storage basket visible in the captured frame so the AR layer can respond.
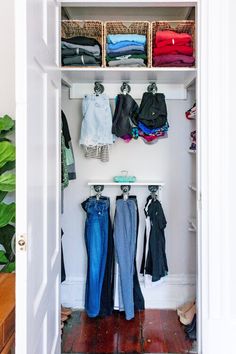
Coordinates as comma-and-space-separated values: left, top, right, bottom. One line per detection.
61, 20, 104, 67
151, 21, 195, 67
104, 21, 151, 68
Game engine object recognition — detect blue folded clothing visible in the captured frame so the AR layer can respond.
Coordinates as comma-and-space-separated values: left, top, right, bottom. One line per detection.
138, 121, 169, 134
107, 44, 145, 54
107, 40, 145, 51
107, 34, 146, 45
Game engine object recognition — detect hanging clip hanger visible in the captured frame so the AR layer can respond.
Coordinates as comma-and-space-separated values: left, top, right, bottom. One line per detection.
148, 185, 159, 201
147, 82, 158, 95
120, 82, 131, 95
93, 185, 104, 200
121, 185, 131, 200
94, 82, 104, 96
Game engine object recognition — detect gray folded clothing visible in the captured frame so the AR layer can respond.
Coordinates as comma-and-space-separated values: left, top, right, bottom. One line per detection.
108, 58, 146, 67
62, 48, 101, 61
61, 41, 101, 57
63, 54, 101, 66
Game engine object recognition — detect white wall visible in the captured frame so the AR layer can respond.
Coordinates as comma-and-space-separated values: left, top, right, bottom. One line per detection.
0, 1, 15, 117
61, 86, 196, 309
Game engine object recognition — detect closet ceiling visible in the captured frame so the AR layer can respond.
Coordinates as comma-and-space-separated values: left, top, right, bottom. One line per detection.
62, 7, 193, 21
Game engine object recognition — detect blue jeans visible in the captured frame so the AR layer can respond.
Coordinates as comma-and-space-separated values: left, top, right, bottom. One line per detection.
113, 198, 137, 320
82, 197, 109, 317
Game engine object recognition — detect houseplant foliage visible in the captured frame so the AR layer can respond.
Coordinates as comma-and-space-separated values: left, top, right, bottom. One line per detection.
0, 115, 15, 272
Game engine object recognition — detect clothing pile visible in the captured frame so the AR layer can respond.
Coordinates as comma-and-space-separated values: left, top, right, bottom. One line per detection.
61, 36, 102, 66
79, 94, 114, 162
112, 91, 169, 144
153, 30, 195, 67
106, 34, 147, 67
140, 195, 168, 286
185, 103, 196, 119
177, 301, 197, 341
189, 130, 196, 151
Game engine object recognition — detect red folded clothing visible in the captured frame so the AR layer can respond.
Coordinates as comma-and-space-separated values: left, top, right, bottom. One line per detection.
155, 37, 192, 48
155, 30, 192, 43
153, 45, 193, 56
153, 54, 195, 67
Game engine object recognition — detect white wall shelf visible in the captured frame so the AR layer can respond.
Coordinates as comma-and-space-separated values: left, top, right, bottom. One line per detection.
61, 67, 196, 86
88, 181, 165, 186
59, 1, 198, 7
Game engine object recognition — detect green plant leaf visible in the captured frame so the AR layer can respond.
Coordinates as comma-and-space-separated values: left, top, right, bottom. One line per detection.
0, 141, 15, 168
0, 224, 15, 259
0, 250, 8, 264
0, 161, 15, 174
0, 115, 14, 133
0, 191, 7, 202
0, 173, 15, 192
0, 262, 15, 272
0, 203, 15, 227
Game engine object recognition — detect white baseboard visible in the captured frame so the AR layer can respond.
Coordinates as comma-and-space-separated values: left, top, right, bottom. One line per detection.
61, 273, 196, 310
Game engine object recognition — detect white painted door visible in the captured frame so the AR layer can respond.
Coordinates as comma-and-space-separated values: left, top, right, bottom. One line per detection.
15, 0, 61, 353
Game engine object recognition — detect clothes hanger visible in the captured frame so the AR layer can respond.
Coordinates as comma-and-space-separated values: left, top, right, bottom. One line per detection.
94, 81, 104, 96
148, 185, 159, 201
93, 185, 104, 200
147, 82, 158, 95
120, 82, 131, 95
121, 185, 131, 200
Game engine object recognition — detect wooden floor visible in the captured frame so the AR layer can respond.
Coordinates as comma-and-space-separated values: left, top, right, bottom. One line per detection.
61, 309, 195, 353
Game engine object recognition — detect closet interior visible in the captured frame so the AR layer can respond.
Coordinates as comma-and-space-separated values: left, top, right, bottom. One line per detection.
60, 2, 198, 353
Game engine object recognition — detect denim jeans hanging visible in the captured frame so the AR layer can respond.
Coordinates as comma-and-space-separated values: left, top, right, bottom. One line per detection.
82, 197, 110, 317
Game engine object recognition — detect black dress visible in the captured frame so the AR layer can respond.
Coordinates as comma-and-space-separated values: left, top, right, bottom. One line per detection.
140, 196, 168, 282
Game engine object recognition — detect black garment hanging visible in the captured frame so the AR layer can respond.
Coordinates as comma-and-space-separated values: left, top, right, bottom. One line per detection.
138, 92, 168, 129
112, 94, 139, 137
140, 195, 168, 282
61, 229, 66, 283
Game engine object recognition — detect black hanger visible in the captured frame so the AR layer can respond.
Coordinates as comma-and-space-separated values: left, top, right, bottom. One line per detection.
120, 82, 131, 95
94, 82, 104, 96
147, 82, 158, 95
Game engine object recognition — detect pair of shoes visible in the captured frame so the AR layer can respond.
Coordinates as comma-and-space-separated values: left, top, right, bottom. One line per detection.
185, 314, 197, 341
177, 301, 195, 317
178, 302, 196, 325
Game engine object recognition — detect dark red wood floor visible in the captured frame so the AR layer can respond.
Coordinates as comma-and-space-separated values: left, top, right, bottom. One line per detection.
61, 309, 194, 353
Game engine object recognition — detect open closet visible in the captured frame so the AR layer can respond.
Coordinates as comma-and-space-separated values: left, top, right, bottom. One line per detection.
59, 2, 198, 353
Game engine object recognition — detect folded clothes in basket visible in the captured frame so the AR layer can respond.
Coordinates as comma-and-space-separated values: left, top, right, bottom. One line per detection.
106, 33, 147, 67
62, 36, 102, 66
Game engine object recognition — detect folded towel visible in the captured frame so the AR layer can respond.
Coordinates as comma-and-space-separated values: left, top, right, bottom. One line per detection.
61, 42, 101, 57
107, 40, 146, 50
63, 54, 101, 66
155, 37, 192, 48
107, 44, 145, 54
62, 36, 101, 47
153, 45, 193, 56
106, 53, 147, 62
107, 34, 146, 45
108, 58, 146, 67
153, 54, 195, 66
155, 30, 192, 43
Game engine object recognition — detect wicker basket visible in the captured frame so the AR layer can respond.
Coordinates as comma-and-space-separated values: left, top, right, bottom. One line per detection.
151, 21, 195, 67
104, 21, 151, 67
61, 20, 104, 67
